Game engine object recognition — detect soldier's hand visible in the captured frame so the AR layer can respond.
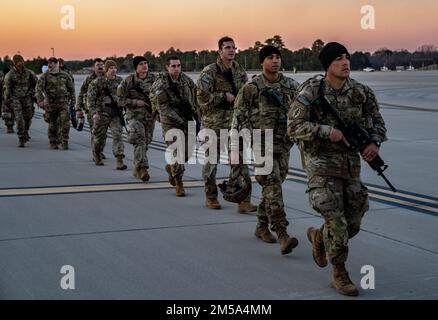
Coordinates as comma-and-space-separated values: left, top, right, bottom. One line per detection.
225, 92, 235, 104
362, 143, 380, 162
92, 112, 101, 123
37, 101, 45, 109
329, 128, 350, 147
135, 99, 146, 108
230, 149, 240, 165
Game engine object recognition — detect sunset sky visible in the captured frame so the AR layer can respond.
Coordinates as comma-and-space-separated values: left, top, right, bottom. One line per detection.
1, 0, 437, 60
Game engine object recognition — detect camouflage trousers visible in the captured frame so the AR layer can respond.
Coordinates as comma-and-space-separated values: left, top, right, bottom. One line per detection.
308, 175, 369, 264
127, 117, 155, 169
255, 151, 290, 232
2, 103, 15, 128
11, 97, 34, 141
92, 113, 125, 158
202, 129, 251, 202
162, 124, 193, 178
86, 111, 95, 148
46, 103, 70, 145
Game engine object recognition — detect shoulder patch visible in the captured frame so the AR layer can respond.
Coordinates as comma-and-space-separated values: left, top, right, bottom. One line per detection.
296, 95, 311, 106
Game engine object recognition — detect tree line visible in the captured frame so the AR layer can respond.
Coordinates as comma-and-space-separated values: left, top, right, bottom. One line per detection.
1, 36, 437, 74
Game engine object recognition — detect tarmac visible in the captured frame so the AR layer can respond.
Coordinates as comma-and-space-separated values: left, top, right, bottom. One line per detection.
0, 71, 437, 299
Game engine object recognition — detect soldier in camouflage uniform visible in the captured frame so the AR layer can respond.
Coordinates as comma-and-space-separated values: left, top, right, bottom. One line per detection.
44, 58, 74, 144
36, 57, 76, 150
231, 46, 299, 255
117, 56, 157, 181
197, 36, 257, 212
288, 42, 387, 296
87, 60, 127, 170
3, 55, 37, 146
76, 58, 105, 151
152, 56, 198, 196
1, 66, 15, 133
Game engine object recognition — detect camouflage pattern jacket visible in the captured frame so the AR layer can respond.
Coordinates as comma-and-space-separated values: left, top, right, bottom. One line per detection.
36, 70, 75, 106
197, 57, 247, 130
232, 73, 299, 154
76, 73, 99, 113
117, 72, 156, 121
3, 66, 38, 102
287, 75, 387, 178
87, 75, 123, 116
152, 72, 197, 127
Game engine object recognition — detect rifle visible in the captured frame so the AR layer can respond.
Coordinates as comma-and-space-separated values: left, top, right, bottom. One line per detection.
260, 87, 288, 124
217, 64, 237, 111
168, 75, 201, 134
132, 81, 154, 115
103, 84, 128, 133
312, 81, 396, 192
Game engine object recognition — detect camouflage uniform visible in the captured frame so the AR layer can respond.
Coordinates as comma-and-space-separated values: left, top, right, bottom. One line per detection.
36, 69, 75, 147
288, 75, 387, 264
1, 69, 15, 132
87, 75, 124, 160
197, 57, 251, 201
232, 73, 299, 232
76, 73, 99, 144
117, 72, 157, 171
152, 72, 197, 179
3, 66, 37, 143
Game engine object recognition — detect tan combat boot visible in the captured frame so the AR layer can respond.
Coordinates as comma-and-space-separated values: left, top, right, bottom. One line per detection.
93, 152, 104, 166
206, 198, 221, 209
307, 227, 328, 268
139, 167, 150, 182
332, 263, 359, 296
116, 155, 127, 170
277, 228, 299, 255
255, 224, 276, 243
165, 164, 176, 186
6, 126, 14, 134
175, 176, 185, 197
133, 166, 141, 178
238, 202, 258, 214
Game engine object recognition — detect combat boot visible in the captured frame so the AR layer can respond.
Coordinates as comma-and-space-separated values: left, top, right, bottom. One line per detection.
205, 198, 221, 209
6, 126, 14, 134
24, 132, 31, 142
116, 155, 127, 170
133, 166, 141, 178
139, 167, 150, 182
50, 143, 59, 150
255, 224, 276, 243
18, 138, 25, 148
165, 164, 176, 186
238, 202, 258, 214
175, 176, 185, 197
101, 153, 106, 160
331, 263, 359, 296
93, 152, 104, 166
307, 227, 328, 268
276, 228, 299, 255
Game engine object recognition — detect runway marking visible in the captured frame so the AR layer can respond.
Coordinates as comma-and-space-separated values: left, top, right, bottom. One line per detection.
32, 111, 438, 216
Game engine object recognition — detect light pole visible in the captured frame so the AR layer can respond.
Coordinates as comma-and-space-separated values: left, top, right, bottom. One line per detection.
51, 48, 55, 57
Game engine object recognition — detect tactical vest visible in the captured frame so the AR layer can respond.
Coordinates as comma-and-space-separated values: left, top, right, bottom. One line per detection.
251, 74, 295, 154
